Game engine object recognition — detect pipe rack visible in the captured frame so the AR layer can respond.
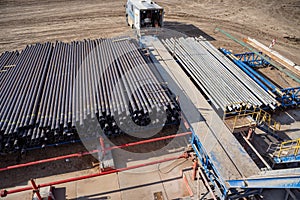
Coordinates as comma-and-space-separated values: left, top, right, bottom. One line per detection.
162, 37, 278, 111
0, 38, 181, 153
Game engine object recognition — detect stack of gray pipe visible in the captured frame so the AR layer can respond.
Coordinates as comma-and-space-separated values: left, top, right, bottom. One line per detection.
67, 38, 180, 137
0, 38, 180, 153
0, 43, 53, 152
162, 37, 278, 111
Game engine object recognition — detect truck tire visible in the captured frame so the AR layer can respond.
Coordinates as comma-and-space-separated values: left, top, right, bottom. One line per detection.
126, 15, 129, 26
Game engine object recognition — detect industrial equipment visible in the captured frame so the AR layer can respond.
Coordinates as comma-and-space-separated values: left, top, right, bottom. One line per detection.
215, 28, 300, 84
125, 0, 164, 29
267, 138, 300, 164
220, 48, 300, 107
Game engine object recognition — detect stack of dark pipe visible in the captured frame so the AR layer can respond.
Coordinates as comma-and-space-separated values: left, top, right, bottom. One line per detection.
0, 43, 53, 152
0, 38, 180, 153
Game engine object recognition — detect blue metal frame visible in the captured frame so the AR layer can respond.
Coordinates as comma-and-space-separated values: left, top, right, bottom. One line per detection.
191, 128, 262, 199
190, 128, 228, 199
234, 52, 270, 67
191, 129, 300, 199
280, 87, 300, 107
273, 154, 300, 164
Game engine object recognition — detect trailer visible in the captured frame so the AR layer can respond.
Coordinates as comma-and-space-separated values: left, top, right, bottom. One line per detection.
125, 0, 164, 29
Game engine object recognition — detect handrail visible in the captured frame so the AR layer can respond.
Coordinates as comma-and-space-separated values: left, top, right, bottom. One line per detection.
223, 101, 281, 133
277, 138, 300, 157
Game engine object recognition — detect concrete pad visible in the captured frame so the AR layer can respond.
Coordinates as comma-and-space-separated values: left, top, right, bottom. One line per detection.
162, 178, 190, 199
118, 170, 161, 188
76, 173, 120, 199
157, 158, 191, 180
34, 169, 98, 199
119, 177, 189, 200
118, 169, 189, 200
120, 182, 167, 200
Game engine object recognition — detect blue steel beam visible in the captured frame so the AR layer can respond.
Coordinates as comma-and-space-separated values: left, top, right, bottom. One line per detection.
227, 175, 300, 189
220, 48, 280, 96
273, 154, 300, 164
215, 28, 300, 84
191, 129, 228, 199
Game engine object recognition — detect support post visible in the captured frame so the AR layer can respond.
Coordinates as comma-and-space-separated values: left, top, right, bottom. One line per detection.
30, 179, 42, 200
99, 137, 106, 158
246, 127, 254, 140
192, 160, 198, 180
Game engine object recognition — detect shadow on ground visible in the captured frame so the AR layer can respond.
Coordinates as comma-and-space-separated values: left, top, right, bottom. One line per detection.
0, 143, 98, 188
164, 21, 215, 40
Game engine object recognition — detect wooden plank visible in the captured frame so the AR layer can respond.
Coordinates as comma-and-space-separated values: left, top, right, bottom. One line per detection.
244, 38, 300, 77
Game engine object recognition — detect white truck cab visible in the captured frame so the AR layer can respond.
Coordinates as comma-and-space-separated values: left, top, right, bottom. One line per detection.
125, 0, 164, 29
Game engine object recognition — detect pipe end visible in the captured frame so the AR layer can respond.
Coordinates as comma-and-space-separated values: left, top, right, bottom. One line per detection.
0, 189, 7, 197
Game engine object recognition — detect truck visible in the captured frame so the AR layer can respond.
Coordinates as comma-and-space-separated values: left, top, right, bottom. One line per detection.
125, 0, 164, 29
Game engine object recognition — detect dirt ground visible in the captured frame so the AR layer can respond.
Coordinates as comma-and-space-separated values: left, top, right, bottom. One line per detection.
0, 0, 299, 88
0, 143, 99, 189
